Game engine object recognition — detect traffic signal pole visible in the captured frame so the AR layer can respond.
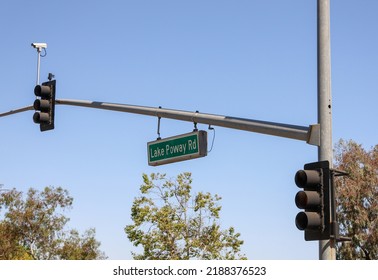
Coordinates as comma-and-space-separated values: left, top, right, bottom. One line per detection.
317, 0, 335, 260
1, 98, 320, 146
1, 2, 334, 260
56, 98, 320, 145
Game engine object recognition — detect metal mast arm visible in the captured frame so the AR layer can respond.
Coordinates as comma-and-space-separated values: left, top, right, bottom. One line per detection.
55, 99, 320, 146
1, 99, 320, 146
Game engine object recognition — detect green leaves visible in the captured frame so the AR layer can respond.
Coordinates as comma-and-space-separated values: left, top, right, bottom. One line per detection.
0, 186, 106, 260
125, 172, 246, 260
334, 140, 378, 260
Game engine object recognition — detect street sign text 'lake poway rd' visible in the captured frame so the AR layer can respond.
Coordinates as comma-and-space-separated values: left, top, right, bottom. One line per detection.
147, 130, 207, 166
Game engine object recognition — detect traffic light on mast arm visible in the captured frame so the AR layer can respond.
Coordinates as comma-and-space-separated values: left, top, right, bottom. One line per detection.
33, 79, 56, 132
294, 160, 331, 241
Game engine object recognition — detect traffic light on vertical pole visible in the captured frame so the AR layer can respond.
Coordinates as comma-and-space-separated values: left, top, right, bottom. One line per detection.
294, 160, 331, 241
33, 80, 56, 131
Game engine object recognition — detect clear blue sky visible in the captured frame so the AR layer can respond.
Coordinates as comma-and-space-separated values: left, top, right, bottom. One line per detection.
1, 0, 377, 259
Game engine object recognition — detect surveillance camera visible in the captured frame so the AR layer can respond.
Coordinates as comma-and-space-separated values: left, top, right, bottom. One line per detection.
31, 43, 47, 49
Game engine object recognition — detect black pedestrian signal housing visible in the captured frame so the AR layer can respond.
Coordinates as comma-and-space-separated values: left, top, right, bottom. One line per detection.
294, 160, 331, 241
33, 80, 56, 132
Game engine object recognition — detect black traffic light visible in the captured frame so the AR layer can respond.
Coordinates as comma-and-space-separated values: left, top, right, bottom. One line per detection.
294, 160, 331, 241
33, 80, 56, 132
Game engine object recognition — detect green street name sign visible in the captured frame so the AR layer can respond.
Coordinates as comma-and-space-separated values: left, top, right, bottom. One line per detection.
147, 130, 207, 166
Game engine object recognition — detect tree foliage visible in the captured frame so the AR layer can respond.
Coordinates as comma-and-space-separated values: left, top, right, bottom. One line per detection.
125, 173, 245, 260
334, 140, 378, 260
0, 186, 106, 260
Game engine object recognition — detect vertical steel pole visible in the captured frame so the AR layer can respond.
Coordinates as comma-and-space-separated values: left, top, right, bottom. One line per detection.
318, 0, 335, 260
36, 48, 41, 85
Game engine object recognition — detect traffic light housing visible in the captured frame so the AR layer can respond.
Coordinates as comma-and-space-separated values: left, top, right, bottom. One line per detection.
33, 80, 56, 131
294, 160, 331, 241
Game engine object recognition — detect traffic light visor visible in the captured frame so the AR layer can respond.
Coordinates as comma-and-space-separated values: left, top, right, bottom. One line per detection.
295, 190, 321, 209
33, 112, 49, 123
33, 99, 50, 111
295, 170, 321, 188
34, 84, 51, 98
295, 212, 322, 231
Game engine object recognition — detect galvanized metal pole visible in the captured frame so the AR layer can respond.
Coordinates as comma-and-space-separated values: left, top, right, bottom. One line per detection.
318, 0, 335, 260
36, 48, 41, 85
55, 98, 320, 146
1, 99, 321, 146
